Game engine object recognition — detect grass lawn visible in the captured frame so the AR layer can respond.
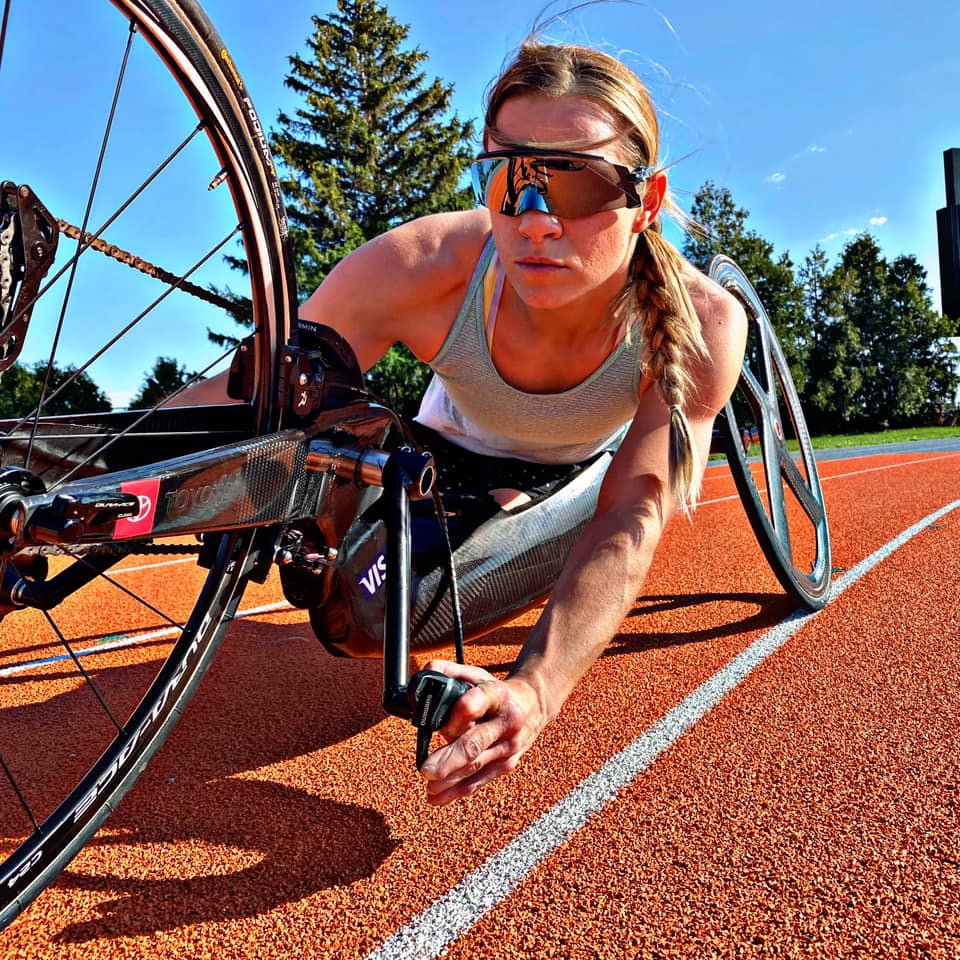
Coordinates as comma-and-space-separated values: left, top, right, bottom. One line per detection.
710, 424, 960, 459
808, 424, 960, 449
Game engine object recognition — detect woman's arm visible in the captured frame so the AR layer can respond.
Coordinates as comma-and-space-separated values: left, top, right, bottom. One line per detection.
419, 274, 748, 804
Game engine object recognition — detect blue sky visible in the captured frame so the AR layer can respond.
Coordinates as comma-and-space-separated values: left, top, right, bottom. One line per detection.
4, 0, 958, 405
200, 0, 957, 306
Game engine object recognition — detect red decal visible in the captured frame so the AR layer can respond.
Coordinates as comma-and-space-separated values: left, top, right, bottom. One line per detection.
114, 478, 161, 539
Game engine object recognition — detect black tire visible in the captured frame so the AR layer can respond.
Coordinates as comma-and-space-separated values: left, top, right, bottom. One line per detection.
0, 0, 293, 928
708, 256, 832, 610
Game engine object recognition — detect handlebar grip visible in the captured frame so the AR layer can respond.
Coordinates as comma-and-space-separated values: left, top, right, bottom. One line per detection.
408, 669, 472, 770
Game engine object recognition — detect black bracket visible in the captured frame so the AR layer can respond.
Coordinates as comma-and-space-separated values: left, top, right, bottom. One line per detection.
276, 319, 366, 418
0, 182, 60, 374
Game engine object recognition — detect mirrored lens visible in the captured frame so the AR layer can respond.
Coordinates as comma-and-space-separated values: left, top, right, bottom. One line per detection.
471, 153, 634, 218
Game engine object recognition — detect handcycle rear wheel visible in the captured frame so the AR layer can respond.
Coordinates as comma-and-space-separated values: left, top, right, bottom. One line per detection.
709, 256, 832, 610
0, 0, 293, 928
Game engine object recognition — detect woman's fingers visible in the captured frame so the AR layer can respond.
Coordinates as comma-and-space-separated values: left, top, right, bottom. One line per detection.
418, 671, 540, 804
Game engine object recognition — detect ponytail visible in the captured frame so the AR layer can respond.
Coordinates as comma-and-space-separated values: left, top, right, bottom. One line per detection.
631, 226, 708, 516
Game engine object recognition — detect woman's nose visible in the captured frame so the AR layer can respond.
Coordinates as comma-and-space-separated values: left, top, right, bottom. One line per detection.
516, 208, 563, 241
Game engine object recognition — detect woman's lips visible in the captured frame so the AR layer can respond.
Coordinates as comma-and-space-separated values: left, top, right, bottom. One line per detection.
516, 257, 565, 271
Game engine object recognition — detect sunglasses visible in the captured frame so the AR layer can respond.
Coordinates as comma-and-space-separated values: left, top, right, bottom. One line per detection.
470, 148, 650, 219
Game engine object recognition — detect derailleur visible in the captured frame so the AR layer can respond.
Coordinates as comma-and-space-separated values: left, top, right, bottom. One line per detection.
0, 182, 59, 375
274, 522, 338, 610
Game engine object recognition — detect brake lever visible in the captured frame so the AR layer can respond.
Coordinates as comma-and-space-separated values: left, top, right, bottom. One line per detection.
407, 669, 472, 770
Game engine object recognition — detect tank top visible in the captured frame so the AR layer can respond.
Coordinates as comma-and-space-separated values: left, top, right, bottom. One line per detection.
415, 237, 645, 464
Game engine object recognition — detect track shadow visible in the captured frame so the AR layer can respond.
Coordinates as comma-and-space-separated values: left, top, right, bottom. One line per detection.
3, 618, 401, 938
52, 777, 397, 941
608, 591, 793, 654
461, 591, 792, 672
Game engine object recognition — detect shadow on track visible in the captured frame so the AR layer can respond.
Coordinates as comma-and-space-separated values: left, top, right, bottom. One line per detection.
464, 591, 794, 672
10, 618, 399, 941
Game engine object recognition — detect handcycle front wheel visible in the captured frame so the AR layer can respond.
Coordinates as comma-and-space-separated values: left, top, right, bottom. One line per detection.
0, 0, 294, 928
709, 256, 832, 611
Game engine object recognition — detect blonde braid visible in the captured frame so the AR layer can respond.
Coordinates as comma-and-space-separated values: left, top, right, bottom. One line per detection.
632, 226, 708, 515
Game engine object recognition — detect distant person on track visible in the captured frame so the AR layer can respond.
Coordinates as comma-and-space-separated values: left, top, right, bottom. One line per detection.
301, 37, 747, 803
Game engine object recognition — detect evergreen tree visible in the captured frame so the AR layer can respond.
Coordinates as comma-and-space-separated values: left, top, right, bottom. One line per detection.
683, 182, 807, 388
269, 0, 477, 415
271, 0, 476, 295
128, 356, 196, 410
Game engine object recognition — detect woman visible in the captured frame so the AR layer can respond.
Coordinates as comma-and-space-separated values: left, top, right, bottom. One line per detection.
300, 41, 747, 804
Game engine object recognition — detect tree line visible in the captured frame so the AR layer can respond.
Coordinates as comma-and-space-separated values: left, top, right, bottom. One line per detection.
7, 0, 956, 430
0, 357, 193, 418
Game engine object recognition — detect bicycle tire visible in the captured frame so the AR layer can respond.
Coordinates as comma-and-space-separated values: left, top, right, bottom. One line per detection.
709, 256, 832, 610
0, 0, 293, 928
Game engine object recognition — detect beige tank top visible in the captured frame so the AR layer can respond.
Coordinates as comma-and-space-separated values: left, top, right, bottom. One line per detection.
415, 237, 644, 464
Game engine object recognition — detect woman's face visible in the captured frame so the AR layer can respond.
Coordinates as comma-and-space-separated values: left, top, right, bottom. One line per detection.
486, 93, 662, 315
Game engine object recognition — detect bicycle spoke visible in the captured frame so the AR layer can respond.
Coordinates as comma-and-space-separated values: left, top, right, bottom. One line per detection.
0, 0, 290, 924
41, 611, 122, 733
0, 751, 40, 833
53, 339, 243, 485
8, 121, 208, 335
66, 552, 187, 635
26, 21, 138, 468
6, 224, 242, 441
0, 0, 10, 74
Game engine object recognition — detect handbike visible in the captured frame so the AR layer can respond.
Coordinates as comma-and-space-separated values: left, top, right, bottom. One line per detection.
0, 0, 830, 930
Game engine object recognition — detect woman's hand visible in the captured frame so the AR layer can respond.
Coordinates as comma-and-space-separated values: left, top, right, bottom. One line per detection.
417, 659, 546, 805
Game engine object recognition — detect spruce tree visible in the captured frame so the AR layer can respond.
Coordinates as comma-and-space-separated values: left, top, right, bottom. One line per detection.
272, 0, 476, 296
684, 182, 807, 388
269, 1, 476, 416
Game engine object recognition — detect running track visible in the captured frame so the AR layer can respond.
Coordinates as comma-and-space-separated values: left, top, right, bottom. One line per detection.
2, 445, 959, 958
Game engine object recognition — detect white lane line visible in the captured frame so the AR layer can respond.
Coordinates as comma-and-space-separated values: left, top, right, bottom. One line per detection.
110, 557, 197, 575
819, 452, 960, 482
366, 498, 960, 960
0, 600, 292, 677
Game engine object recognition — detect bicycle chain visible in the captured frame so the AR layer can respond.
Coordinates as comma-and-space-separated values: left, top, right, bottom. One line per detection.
56, 218, 244, 318
16, 540, 203, 559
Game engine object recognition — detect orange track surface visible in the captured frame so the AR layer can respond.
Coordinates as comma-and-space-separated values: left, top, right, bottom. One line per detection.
2, 449, 959, 958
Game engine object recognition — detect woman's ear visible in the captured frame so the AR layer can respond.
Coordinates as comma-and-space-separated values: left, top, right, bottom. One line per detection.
634, 172, 667, 232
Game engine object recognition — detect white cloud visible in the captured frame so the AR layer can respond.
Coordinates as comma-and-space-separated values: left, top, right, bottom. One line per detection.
822, 228, 862, 242
766, 172, 786, 184
807, 145, 827, 153
869, 216, 888, 226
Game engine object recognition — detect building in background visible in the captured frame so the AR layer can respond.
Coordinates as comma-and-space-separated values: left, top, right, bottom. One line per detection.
937, 148, 960, 322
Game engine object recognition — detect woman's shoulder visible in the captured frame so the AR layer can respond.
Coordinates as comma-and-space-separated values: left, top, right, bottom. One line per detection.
300, 210, 491, 368
681, 261, 749, 409
681, 261, 742, 325
682, 262, 747, 350
367, 209, 491, 285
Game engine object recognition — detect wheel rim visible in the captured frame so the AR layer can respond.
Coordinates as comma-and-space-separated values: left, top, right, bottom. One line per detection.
710, 256, 832, 607
0, 0, 291, 924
